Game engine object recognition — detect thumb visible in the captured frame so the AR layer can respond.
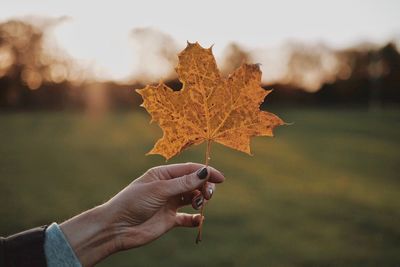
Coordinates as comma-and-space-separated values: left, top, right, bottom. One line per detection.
163, 167, 209, 196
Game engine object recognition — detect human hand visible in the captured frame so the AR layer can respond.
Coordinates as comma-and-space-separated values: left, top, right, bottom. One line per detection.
106, 162, 225, 249
60, 163, 225, 266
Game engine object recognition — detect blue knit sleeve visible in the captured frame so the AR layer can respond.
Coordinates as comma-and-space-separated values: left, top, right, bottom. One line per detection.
44, 222, 82, 267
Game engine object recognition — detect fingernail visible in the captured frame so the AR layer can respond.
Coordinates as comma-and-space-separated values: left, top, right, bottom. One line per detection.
196, 167, 208, 179
208, 188, 213, 197
194, 196, 203, 209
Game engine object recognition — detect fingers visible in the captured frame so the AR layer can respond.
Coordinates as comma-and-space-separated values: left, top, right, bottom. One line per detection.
155, 162, 225, 183
202, 182, 215, 200
160, 162, 203, 178
160, 167, 216, 197
191, 193, 204, 210
191, 183, 214, 209
179, 190, 201, 207
175, 213, 202, 227
162, 166, 209, 196
179, 184, 214, 209
162, 166, 224, 196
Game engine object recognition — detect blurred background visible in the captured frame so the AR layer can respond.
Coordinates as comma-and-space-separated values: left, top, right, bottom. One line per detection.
0, 0, 399, 266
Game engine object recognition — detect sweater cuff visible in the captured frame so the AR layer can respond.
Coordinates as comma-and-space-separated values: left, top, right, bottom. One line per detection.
44, 223, 82, 267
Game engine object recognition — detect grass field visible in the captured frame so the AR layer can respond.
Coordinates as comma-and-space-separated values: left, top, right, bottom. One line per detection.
0, 108, 399, 266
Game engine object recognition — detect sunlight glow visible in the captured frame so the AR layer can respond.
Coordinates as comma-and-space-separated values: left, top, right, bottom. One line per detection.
1, 0, 399, 82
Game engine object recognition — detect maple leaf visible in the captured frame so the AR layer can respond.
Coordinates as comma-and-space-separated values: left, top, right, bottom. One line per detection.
136, 42, 284, 160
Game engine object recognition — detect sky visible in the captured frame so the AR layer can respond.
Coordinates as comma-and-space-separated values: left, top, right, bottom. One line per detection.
1, 0, 399, 81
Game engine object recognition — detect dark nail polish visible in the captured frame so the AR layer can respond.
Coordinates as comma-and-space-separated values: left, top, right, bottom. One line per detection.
197, 167, 208, 179
195, 197, 203, 208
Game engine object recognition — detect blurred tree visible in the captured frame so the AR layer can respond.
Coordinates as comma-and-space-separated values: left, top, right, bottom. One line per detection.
0, 19, 72, 109
1, 19, 399, 110
221, 42, 250, 76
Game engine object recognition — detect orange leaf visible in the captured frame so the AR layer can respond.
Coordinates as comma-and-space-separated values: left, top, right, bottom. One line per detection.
136, 42, 284, 160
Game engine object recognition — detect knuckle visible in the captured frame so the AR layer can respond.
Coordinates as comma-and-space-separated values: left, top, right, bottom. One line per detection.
146, 167, 158, 177
146, 166, 165, 181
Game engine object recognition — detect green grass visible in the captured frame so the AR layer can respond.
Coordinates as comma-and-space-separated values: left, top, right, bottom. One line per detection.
0, 108, 399, 266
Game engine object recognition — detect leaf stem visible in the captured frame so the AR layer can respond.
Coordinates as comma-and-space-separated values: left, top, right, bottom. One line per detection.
196, 139, 212, 244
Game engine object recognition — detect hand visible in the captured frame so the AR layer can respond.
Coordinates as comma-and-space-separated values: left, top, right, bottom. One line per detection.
107, 162, 225, 248
60, 163, 225, 266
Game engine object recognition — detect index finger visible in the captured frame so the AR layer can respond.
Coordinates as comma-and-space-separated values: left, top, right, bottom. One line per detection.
154, 162, 225, 183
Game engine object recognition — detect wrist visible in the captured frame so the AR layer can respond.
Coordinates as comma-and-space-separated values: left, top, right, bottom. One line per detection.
60, 203, 119, 266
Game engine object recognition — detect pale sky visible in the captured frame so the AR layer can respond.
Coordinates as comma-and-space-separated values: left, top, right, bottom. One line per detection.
1, 0, 399, 81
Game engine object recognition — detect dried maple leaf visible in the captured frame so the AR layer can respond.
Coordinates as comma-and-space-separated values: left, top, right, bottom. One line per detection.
136, 42, 284, 160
